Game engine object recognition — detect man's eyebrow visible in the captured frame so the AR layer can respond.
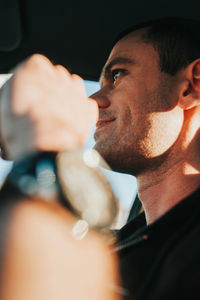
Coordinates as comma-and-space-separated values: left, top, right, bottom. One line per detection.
99, 57, 135, 82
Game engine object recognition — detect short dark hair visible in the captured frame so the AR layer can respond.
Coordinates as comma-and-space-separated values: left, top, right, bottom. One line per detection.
114, 18, 200, 75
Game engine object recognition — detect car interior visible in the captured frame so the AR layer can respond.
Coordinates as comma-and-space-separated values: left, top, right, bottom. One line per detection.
1, 0, 200, 230
1, 0, 200, 298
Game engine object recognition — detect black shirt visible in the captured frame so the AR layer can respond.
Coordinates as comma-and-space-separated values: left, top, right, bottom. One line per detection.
116, 188, 200, 299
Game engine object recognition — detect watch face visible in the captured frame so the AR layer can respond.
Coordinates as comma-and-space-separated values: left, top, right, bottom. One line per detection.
57, 149, 119, 230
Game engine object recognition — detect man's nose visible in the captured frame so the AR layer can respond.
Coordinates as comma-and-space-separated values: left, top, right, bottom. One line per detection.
90, 88, 110, 109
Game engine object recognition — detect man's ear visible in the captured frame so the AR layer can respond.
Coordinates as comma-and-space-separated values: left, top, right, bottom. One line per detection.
178, 59, 200, 110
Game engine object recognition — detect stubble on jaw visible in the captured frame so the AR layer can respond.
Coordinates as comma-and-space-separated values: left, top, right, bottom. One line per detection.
94, 80, 176, 176
93, 107, 148, 175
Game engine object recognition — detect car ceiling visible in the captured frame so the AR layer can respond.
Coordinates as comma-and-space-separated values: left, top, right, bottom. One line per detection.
1, 0, 200, 81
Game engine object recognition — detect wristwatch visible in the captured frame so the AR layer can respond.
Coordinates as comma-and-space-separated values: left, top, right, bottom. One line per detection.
6, 149, 119, 233
57, 149, 119, 232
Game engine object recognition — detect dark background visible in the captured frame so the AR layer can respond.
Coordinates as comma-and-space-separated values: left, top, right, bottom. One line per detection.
1, 0, 200, 81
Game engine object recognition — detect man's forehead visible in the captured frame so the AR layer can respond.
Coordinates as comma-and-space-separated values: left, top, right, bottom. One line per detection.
106, 28, 152, 63
107, 26, 150, 61
99, 29, 158, 83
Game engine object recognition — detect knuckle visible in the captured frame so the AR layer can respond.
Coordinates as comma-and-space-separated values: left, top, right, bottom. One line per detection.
55, 64, 65, 71
27, 54, 51, 69
72, 74, 83, 82
55, 64, 71, 77
29, 53, 45, 63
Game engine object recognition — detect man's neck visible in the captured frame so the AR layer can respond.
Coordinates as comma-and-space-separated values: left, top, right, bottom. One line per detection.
137, 159, 200, 225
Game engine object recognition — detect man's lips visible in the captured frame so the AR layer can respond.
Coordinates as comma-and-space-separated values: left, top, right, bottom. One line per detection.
96, 118, 115, 128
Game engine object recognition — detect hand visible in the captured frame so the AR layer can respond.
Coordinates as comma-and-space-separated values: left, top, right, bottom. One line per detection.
1, 54, 98, 159
1, 199, 121, 300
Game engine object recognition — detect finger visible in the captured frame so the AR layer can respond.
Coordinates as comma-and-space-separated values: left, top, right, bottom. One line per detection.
24, 54, 54, 71
11, 55, 56, 114
71, 74, 87, 99
34, 128, 83, 151
55, 64, 72, 78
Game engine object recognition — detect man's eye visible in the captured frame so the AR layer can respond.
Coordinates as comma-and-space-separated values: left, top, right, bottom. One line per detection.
111, 69, 124, 82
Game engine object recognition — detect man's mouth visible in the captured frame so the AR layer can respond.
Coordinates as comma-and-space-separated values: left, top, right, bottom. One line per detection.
96, 118, 115, 129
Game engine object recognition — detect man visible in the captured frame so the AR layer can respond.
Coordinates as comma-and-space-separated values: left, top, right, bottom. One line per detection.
1, 17, 200, 299
96, 18, 200, 299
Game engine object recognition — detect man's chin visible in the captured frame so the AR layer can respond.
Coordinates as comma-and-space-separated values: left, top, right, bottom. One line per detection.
93, 142, 102, 157
93, 143, 116, 170
93, 143, 108, 162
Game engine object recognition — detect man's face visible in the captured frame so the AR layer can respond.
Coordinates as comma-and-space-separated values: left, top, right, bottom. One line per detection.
92, 28, 184, 175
